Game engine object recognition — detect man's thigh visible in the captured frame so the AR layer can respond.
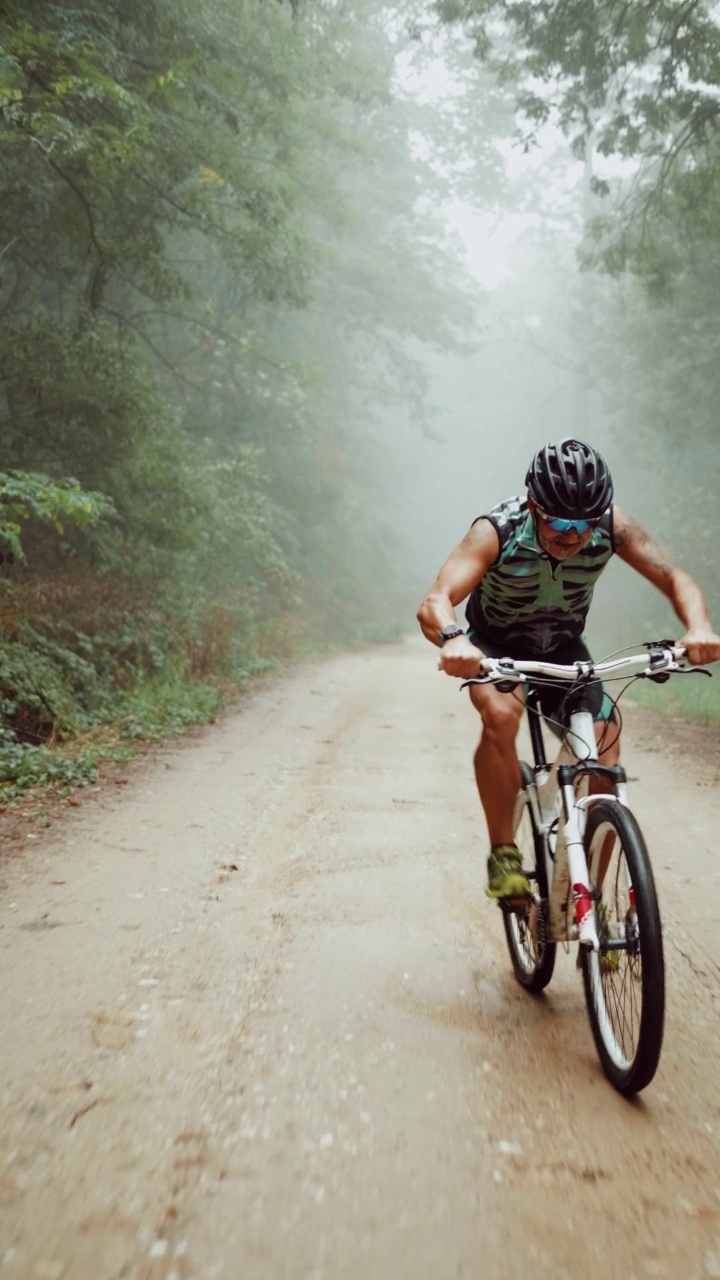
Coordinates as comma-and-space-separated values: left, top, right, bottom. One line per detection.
467, 630, 614, 727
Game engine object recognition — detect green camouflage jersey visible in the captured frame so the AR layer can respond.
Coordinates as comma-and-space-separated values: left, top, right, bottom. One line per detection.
465, 495, 615, 654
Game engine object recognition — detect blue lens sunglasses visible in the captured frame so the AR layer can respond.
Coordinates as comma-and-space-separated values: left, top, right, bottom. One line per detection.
536, 506, 602, 535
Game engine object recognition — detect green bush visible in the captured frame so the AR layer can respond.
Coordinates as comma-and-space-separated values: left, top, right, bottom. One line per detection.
0, 729, 99, 801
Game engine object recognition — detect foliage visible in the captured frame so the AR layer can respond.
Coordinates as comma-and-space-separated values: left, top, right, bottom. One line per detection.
0, 469, 114, 560
0, 0, 476, 581
0, 0, 496, 794
0, 734, 99, 804
428, 0, 720, 645
0, 569, 264, 797
434, 1, 720, 165
435, 0, 720, 278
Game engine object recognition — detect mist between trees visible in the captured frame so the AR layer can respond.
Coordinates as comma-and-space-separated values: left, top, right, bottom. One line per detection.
1, 0, 718, 795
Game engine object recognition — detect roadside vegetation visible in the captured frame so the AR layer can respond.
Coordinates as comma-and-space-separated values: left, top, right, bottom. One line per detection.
0, 0, 481, 801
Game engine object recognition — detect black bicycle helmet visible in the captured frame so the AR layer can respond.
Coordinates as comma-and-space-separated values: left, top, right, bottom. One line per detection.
525, 438, 614, 519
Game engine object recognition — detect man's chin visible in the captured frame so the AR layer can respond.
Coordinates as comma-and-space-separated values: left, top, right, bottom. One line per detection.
547, 542, 582, 559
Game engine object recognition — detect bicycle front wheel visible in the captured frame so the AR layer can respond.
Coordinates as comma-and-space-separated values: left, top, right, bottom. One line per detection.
503, 764, 556, 993
581, 801, 665, 1095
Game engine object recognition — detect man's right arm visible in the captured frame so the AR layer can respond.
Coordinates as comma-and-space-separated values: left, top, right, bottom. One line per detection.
417, 519, 500, 678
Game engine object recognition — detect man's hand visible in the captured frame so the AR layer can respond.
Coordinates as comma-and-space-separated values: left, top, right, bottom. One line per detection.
438, 635, 485, 679
678, 628, 720, 666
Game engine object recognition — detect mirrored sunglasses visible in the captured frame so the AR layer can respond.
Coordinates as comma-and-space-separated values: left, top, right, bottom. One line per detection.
536, 507, 602, 534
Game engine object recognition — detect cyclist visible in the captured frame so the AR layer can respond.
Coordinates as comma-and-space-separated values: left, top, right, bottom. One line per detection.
417, 438, 720, 901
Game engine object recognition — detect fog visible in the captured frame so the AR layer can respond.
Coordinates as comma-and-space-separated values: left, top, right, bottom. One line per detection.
1, 0, 718, 720
365, 21, 719, 654
373, 220, 682, 653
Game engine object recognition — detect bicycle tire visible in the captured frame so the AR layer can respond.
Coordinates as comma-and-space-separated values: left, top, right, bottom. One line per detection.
502, 763, 556, 993
581, 801, 665, 1095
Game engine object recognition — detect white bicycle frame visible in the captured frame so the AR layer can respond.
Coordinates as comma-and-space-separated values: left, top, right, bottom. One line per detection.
521, 703, 625, 949
472, 647, 687, 953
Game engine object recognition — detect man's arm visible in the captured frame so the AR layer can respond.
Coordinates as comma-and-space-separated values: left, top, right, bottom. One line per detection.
614, 506, 720, 665
417, 518, 500, 677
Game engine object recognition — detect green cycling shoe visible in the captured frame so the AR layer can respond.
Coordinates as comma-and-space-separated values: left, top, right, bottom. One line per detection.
485, 843, 532, 900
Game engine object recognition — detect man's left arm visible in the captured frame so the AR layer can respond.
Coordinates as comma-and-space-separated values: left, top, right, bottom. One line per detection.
613, 506, 720, 665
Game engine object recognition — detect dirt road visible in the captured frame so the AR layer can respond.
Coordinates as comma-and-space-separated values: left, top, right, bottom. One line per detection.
1, 638, 719, 1280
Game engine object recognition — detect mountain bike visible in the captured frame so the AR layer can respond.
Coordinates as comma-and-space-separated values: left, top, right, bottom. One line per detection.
462, 640, 712, 1096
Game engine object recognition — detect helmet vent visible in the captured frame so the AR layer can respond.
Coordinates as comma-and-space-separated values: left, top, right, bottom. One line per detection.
525, 438, 613, 519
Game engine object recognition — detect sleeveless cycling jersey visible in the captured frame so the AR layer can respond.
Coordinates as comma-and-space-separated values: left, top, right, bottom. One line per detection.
465, 495, 615, 654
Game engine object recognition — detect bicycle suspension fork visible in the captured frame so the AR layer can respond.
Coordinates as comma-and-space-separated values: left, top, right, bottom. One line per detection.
557, 767, 598, 947
558, 759, 629, 948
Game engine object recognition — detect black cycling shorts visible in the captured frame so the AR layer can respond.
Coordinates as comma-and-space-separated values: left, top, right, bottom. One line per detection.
467, 631, 615, 727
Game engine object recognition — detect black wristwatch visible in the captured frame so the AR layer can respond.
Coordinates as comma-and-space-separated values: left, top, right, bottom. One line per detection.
439, 624, 466, 646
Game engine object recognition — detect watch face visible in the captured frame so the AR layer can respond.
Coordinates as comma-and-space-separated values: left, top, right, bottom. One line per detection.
440, 626, 464, 643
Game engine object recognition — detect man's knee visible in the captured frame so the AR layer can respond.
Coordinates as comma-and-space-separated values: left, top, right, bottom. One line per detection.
472, 689, 523, 742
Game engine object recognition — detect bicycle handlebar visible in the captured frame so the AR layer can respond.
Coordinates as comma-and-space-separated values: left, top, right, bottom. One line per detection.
463, 641, 701, 688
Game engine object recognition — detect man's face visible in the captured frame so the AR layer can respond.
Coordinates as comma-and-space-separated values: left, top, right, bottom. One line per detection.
528, 496, 597, 560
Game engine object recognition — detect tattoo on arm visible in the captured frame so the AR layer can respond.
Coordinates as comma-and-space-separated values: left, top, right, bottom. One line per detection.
616, 513, 675, 578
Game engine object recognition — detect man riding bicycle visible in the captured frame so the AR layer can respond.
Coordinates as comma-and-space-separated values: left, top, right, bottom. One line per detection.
417, 438, 720, 901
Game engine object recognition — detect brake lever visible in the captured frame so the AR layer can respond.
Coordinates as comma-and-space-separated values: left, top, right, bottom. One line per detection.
641, 662, 712, 683
460, 675, 526, 692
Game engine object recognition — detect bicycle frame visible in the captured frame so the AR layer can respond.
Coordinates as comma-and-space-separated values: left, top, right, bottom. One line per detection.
521, 695, 628, 949
468, 644, 693, 954
461, 642, 710, 1092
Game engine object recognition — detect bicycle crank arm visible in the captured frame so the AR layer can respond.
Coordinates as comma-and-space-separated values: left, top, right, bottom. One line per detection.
578, 938, 632, 951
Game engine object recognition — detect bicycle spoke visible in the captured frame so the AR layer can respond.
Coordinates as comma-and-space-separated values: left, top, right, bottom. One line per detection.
610, 957, 637, 1056
582, 804, 664, 1093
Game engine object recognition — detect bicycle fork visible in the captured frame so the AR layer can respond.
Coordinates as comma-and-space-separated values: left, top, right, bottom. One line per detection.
557, 768, 630, 950
558, 782, 600, 950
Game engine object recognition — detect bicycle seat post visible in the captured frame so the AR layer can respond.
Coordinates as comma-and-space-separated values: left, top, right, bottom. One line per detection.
526, 688, 549, 782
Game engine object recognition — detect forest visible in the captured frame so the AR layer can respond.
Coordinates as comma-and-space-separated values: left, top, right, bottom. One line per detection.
1, 0, 719, 797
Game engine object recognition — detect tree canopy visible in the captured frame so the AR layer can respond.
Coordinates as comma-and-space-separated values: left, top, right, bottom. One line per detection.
0, 0, 488, 783
435, 0, 720, 278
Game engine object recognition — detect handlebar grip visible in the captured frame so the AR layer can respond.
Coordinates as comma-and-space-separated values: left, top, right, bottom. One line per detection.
477, 657, 500, 675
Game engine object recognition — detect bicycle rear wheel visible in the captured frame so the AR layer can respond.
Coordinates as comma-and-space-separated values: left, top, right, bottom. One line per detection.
503, 764, 556, 992
581, 801, 665, 1095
